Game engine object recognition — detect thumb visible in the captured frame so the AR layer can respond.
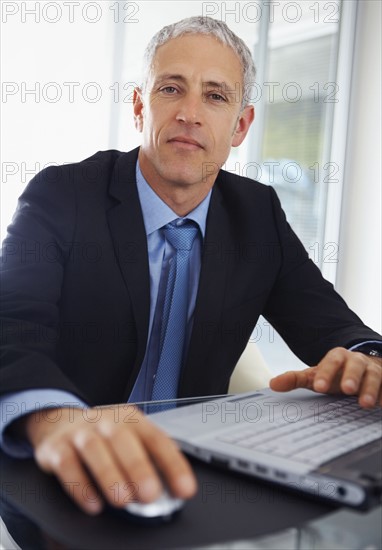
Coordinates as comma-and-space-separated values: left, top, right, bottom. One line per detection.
270, 368, 317, 392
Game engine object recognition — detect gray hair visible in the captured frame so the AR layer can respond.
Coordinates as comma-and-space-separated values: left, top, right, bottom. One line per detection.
141, 16, 256, 110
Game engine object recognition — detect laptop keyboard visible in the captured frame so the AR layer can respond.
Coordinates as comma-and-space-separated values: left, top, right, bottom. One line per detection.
217, 397, 382, 467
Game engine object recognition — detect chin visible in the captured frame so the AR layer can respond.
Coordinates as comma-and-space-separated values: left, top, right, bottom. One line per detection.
166, 172, 199, 187
160, 161, 205, 187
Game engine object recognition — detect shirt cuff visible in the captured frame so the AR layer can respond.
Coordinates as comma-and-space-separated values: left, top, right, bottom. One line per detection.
0, 390, 88, 458
348, 340, 382, 357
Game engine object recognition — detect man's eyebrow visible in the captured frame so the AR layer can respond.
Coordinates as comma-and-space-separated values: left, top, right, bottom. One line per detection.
153, 75, 236, 90
203, 80, 229, 89
152, 74, 187, 87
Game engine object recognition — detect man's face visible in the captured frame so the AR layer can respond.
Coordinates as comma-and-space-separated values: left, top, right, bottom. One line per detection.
134, 34, 254, 193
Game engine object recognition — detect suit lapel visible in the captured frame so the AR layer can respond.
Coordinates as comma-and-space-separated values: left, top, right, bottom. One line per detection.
106, 148, 150, 388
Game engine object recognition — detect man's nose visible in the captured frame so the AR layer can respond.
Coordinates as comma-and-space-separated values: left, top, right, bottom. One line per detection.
175, 94, 203, 125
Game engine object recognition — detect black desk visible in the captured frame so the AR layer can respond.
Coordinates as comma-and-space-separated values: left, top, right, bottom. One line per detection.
1, 449, 381, 550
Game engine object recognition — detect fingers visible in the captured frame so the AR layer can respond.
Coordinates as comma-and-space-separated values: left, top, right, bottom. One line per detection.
35, 436, 103, 514
270, 348, 382, 409
98, 418, 162, 504
31, 405, 198, 515
312, 348, 360, 394
313, 349, 382, 407
73, 427, 144, 508
98, 408, 196, 501
139, 422, 197, 499
357, 356, 382, 407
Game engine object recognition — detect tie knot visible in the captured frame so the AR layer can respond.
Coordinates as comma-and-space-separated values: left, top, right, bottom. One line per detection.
164, 220, 199, 251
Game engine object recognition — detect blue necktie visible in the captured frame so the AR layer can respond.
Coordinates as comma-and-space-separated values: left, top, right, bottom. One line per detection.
151, 220, 199, 402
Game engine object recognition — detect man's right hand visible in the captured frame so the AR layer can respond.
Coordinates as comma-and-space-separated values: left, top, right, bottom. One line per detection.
18, 405, 197, 514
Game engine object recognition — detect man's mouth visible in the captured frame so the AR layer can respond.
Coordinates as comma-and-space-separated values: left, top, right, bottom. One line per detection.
168, 136, 204, 150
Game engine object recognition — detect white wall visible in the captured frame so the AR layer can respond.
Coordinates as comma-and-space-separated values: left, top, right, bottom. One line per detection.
1, 2, 116, 239
336, 0, 382, 334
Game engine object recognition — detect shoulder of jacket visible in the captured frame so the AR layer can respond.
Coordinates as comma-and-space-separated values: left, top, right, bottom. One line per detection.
32, 148, 138, 187
216, 167, 275, 198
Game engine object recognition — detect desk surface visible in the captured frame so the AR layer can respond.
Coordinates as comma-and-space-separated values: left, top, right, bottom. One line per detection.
1, 449, 381, 550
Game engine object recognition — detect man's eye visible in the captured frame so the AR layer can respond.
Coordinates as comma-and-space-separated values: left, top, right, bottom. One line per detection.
160, 86, 178, 94
209, 93, 226, 102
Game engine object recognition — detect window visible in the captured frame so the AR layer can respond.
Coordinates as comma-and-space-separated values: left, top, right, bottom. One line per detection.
241, 0, 346, 372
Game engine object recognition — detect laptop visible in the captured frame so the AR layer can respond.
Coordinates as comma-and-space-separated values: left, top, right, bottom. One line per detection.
149, 388, 382, 509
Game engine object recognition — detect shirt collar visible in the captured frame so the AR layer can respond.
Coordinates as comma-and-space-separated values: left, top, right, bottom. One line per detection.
136, 161, 211, 238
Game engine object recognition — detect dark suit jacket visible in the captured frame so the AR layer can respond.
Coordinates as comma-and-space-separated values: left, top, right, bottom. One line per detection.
1, 147, 380, 405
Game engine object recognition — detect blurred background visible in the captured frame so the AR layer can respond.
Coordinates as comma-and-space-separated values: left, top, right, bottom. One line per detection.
1, 0, 381, 373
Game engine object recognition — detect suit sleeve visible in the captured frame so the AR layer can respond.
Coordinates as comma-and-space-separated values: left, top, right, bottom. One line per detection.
0, 166, 89, 401
262, 186, 382, 365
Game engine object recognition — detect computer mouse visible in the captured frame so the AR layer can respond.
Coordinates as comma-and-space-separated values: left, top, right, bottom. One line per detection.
115, 486, 185, 524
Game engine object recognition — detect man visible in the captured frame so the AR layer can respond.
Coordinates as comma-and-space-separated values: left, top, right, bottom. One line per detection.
1, 16, 381, 517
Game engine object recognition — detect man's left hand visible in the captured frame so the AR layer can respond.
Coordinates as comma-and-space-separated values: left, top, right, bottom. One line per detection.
270, 347, 382, 408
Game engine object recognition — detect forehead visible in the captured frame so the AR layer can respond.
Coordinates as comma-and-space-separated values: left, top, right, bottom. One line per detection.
149, 34, 243, 86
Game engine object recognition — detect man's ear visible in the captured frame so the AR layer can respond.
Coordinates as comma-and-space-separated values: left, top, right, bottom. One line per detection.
133, 88, 144, 132
231, 105, 255, 147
